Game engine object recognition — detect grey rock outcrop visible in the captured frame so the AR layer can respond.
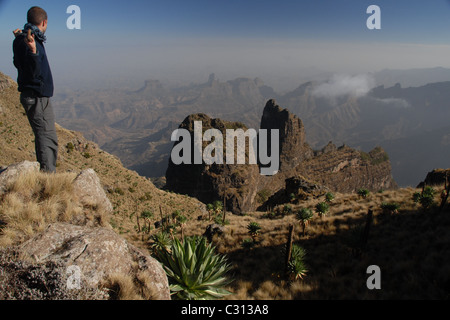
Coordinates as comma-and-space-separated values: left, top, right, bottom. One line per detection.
0, 223, 171, 300
0, 223, 170, 300
0, 162, 171, 300
0, 248, 106, 300
0, 161, 40, 194
72, 168, 114, 214
165, 113, 261, 214
32, 223, 168, 298
260, 99, 312, 171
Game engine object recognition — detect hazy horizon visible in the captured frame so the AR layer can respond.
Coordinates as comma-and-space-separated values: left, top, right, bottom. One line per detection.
2, 1, 450, 92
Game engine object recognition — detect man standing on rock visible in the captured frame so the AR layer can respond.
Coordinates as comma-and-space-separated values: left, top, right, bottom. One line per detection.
12, 6, 58, 173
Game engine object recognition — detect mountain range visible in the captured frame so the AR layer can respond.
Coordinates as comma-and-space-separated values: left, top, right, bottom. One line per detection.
52, 69, 450, 187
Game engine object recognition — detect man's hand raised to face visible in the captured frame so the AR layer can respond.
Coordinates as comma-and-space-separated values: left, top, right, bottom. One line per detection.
12, 28, 37, 54
25, 29, 37, 54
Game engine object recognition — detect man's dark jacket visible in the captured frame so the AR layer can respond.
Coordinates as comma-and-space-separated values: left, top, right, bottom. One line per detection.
13, 32, 53, 97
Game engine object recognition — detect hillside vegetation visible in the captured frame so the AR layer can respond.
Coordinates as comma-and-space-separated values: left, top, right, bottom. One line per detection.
1, 71, 449, 299
0, 71, 205, 248
204, 187, 449, 299
1, 168, 448, 299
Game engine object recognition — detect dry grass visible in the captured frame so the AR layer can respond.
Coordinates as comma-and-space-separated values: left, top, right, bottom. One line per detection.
7, 171, 446, 300
0, 170, 108, 247
174, 186, 450, 299
101, 273, 144, 300
0, 169, 168, 301
100, 269, 165, 300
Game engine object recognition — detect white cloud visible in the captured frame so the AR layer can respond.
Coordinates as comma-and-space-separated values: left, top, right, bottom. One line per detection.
377, 98, 410, 108
312, 73, 376, 99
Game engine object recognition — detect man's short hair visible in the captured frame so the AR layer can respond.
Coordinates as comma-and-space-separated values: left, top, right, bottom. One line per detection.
27, 6, 48, 25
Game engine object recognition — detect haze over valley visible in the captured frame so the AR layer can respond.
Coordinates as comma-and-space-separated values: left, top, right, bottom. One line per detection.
52, 67, 450, 188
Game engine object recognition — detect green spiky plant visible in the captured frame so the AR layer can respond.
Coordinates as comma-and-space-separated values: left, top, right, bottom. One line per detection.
357, 188, 370, 199
289, 193, 296, 202
381, 202, 400, 215
212, 200, 223, 215
287, 244, 308, 280
412, 187, 436, 210
155, 236, 232, 300
283, 204, 293, 215
325, 192, 335, 203
412, 192, 422, 204
247, 222, 262, 242
296, 208, 314, 236
150, 231, 173, 257
315, 202, 330, 218
420, 186, 436, 210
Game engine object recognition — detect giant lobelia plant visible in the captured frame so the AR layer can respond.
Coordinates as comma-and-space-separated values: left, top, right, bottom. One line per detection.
155, 236, 232, 300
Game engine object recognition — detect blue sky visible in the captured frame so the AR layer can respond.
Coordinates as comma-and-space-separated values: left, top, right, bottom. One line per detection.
2, 0, 450, 90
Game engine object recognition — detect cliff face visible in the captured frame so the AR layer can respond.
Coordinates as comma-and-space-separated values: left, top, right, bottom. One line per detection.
165, 100, 397, 214
165, 113, 261, 214
260, 99, 313, 171
298, 145, 396, 193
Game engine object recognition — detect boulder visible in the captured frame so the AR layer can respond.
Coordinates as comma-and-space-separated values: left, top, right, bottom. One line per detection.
0, 161, 40, 194
0, 247, 108, 300
0, 163, 113, 228
285, 176, 328, 198
72, 168, 113, 214
0, 223, 170, 300
259, 176, 328, 210
0, 163, 170, 300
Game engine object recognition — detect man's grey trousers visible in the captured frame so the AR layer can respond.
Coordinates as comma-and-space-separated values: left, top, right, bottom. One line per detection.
20, 91, 58, 173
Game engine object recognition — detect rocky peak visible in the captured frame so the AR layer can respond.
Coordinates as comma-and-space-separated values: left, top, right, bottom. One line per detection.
321, 141, 337, 154
207, 73, 218, 86
260, 99, 309, 171
165, 100, 397, 214
165, 113, 259, 214
136, 80, 164, 95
